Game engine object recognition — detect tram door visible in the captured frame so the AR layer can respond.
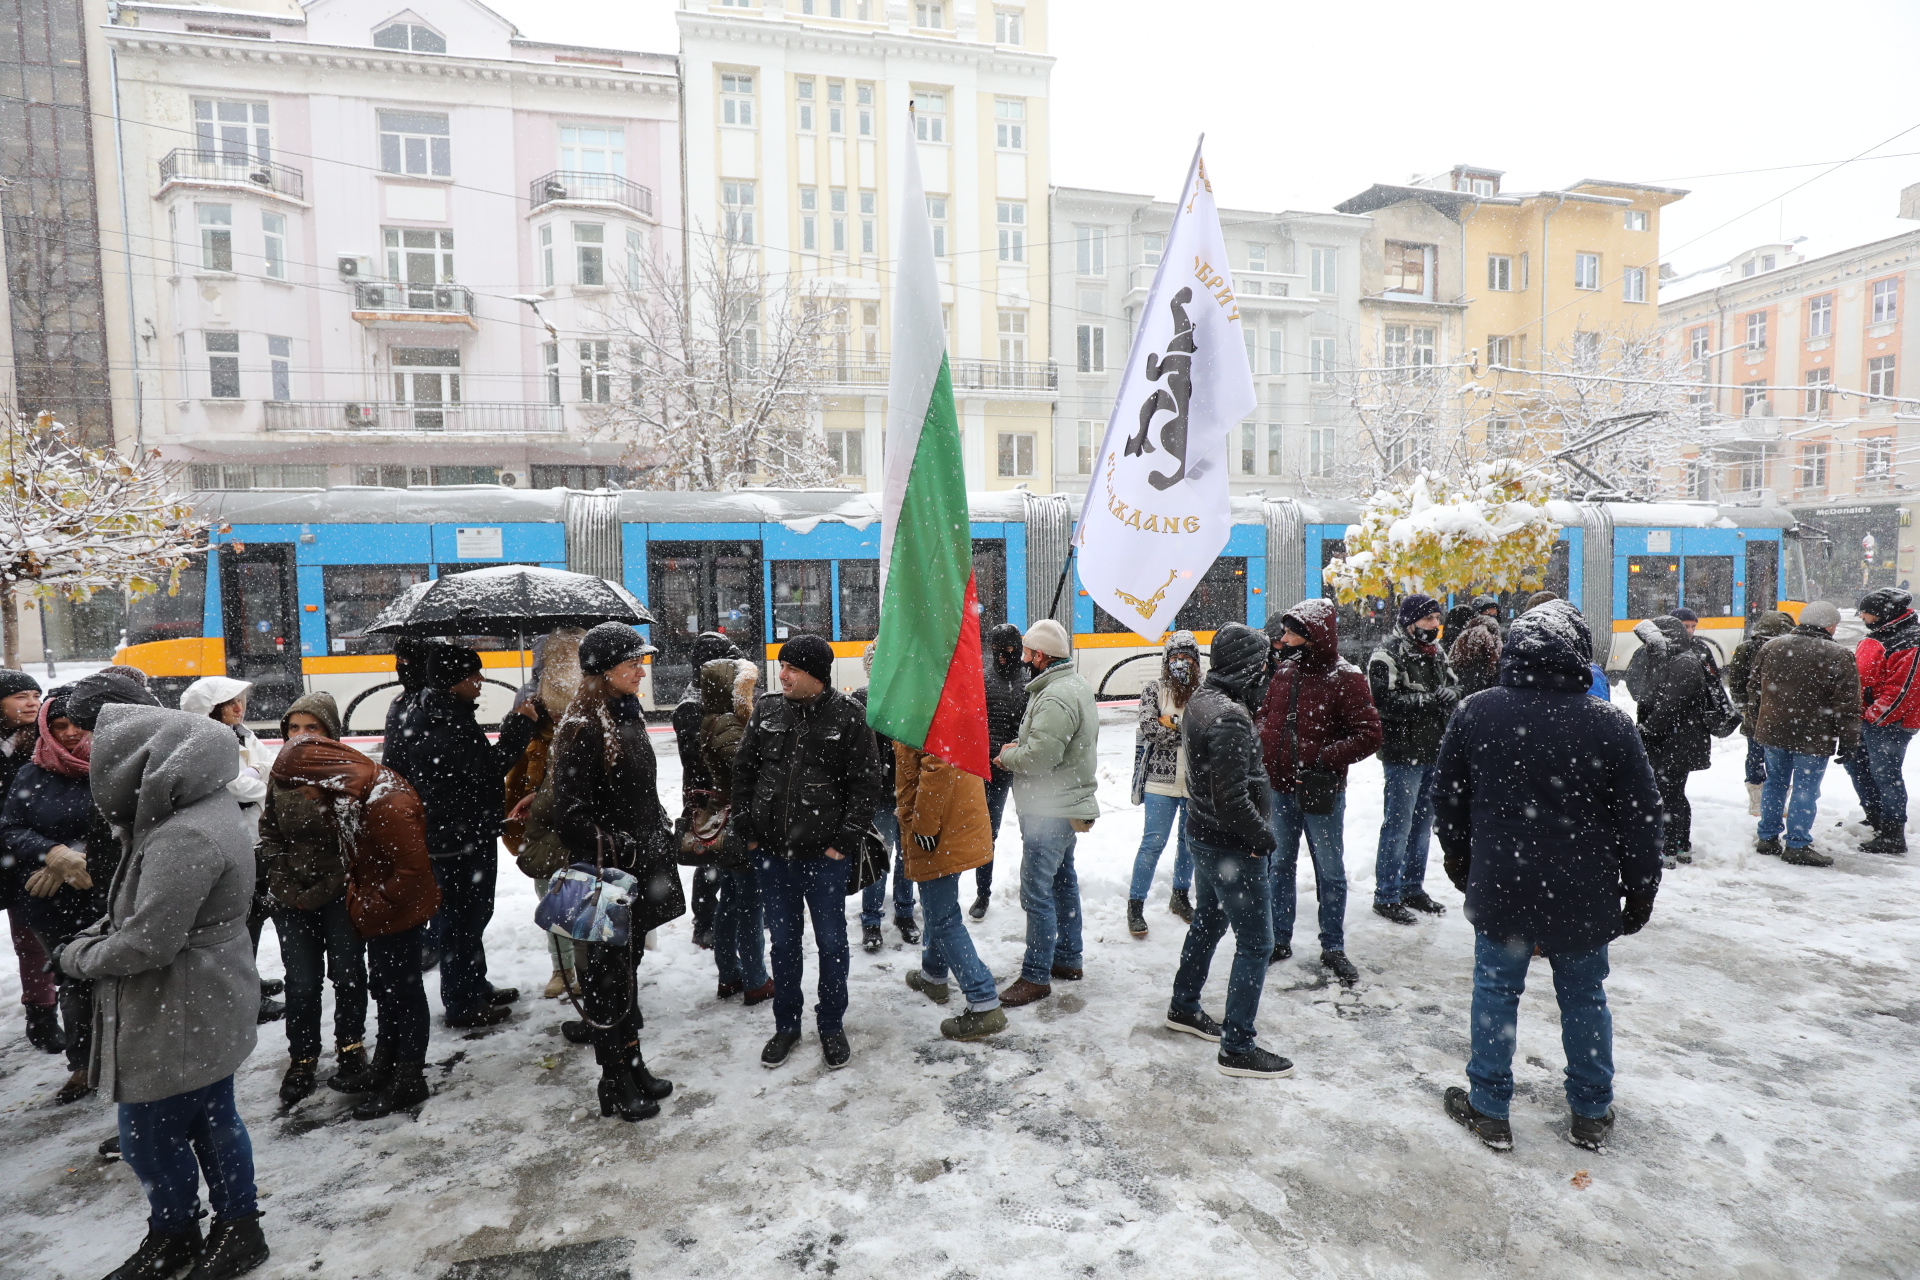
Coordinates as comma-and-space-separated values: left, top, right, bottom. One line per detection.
647, 540, 761, 703
219, 543, 303, 721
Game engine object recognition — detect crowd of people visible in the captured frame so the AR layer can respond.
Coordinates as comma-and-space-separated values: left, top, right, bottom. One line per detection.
1, 578, 1909, 1278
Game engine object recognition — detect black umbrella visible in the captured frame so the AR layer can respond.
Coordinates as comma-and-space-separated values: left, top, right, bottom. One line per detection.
368, 565, 654, 638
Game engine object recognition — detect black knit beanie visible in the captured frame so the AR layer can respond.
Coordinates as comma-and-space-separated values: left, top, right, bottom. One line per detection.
777, 635, 834, 685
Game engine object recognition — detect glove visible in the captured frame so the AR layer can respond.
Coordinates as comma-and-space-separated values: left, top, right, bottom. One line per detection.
1620, 895, 1655, 936
1443, 847, 1470, 893
1433, 686, 1461, 709
45, 940, 67, 976
913, 833, 938, 853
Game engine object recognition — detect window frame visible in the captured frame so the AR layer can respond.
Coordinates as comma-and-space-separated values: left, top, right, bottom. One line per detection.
377, 109, 451, 178
722, 181, 756, 246
994, 97, 1026, 150
204, 330, 240, 398
1622, 266, 1647, 303
1309, 246, 1338, 295
1746, 311, 1768, 352
996, 431, 1036, 478
914, 91, 946, 142
995, 7, 1023, 43
996, 201, 1026, 263
1868, 354, 1897, 401
1573, 252, 1600, 292
1807, 293, 1833, 338
720, 72, 756, 128
1487, 254, 1512, 291
1075, 225, 1106, 276
1075, 323, 1105, 373
1804, 367, 1832, 416
1872, 278, 1899, 325
197, 203, 233, 273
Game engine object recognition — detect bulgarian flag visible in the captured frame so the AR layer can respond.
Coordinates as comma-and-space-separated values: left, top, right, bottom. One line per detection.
865, 106, 990, 779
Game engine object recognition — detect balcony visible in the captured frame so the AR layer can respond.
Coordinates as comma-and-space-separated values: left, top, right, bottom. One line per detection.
350, 281, 476, 328
820, 358, 889, 390
950, 360, 1058, 393
262, 401, 565, 434
158, 148, 304, 202
528, 170, 654, 219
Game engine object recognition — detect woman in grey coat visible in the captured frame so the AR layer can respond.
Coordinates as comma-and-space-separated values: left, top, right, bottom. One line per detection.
56, 704, 270, 1280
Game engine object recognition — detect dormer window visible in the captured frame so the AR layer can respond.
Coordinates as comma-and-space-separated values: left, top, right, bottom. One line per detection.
374, 22, 446, 53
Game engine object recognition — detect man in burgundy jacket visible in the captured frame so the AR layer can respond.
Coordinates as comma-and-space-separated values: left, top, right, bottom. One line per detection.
1258, 599, 1384, 986
1846, 586, 1920, 854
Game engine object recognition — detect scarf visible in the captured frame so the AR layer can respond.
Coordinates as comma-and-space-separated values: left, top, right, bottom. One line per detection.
31, 698, 90, 779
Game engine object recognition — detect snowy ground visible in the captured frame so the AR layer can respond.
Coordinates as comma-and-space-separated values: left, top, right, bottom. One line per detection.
2, 698, 1917, 1279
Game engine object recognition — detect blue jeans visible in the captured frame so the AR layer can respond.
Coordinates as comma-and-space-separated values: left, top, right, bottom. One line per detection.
1744, 737, 1767, 785
1843, 721, 1916, 829
1468, 932, 1613, 1121
1268, 784, 1348, 953
916, 872, 1000, 1011
277, 897, 367, 1061
119, 1075, 257, 1235
860, 808, 916, 927
1170, 836, 1274, 1055
1128, 793, 1193, 901
980, 774, 1012, 895
1018, 814, 1083, 985
759, 854, 851, 1036
713, 865, 768, 990
1758, 747, 1829, 848
431, 851, 497, 1020
1374, 762, 1435, 905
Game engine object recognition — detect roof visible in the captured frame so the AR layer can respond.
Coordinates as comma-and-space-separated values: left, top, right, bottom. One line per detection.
1335, 184, 1476, 221
1571, 178, 1691, 198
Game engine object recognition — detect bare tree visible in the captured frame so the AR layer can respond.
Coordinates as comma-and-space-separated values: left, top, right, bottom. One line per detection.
1334, 342, 1489, 493
0, 410, 208, 668
586, 229, 847, 491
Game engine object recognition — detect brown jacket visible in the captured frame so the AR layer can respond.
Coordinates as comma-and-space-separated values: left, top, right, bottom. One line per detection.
893, 743, 993, 882
1744, 624, 1862, 758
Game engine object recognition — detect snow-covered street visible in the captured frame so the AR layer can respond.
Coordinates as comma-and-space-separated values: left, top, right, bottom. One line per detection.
2, 700, 1916, 1279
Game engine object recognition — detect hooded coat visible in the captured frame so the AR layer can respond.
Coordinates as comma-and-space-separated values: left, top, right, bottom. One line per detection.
893, 744, 994, 881
1131, 631, 1200, 804
1258, 599, 1384, 794
1181, 623, 1276, 853
997, 660, 1100, 821
1368, 619, 1460, 765
984, 624, 1031, 786
0, 700, 118, 942
1431, 602, 1663, 954
178, 676, 275, 813
1449, 614, 1503, 698
1744, 623, 1862, 758
1856, 606, 1920, 730
672, 632, 744, 796
694, 658, 758, 871
1630, 616, 1719, 774
1726, 610, 1794, 729
59, 706, 257, 1104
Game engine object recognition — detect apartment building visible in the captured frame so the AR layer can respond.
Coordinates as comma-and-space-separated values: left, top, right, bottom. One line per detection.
676, 0, 1055, 493
1048, 186, 1370, 497
100, 0, 680, 489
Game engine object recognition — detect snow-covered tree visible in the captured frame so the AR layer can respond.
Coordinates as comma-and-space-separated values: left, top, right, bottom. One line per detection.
0, 411, 208, 668
1333, 342, 1490, 494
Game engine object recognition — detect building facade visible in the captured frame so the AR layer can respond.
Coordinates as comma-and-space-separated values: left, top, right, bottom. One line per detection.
676, 0, 1055, 493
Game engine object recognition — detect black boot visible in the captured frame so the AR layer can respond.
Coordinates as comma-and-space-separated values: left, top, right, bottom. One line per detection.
25, 1003, 66, 1054
968, 893, 990, 921
1167, 888, 1194, 923
277, 1058, 317, 1105
350, 1063, 428, 1120
1126, 899, 1148, 938
596, 1062, 660, 1122
561, 1019, 593, 1045
895, 915, 921, 946
861, 924, 883, 954
104, 1222, 202, 1280
329, 1043, 388, 1095
187, 1212, 268, 1280
1444, 1086, 1512, 1152
630, 1056, 673, 1102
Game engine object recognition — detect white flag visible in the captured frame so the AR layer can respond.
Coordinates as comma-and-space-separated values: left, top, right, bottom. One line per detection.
1072, 141, 1256, 641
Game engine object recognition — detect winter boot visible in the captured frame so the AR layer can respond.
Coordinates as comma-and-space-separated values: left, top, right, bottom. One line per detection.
1050, 964, 1083, 982
1401, 890, 1447, 915
444, 1005, 511, 1029
487, 986, 520, 1006
630, 1055, 673, 1102
104, 1222, 203, 1280
716, 980, 745, 1000
561, 1019, 594, 1045
277, 1058, 318, 1106
1126, 899, 1149, 938
761, 1031, 800, 1068
1754, 836, 1784, 857
350, 1062, 428, 1120
968, 893, 990, 921
940, 1007, 1008, 1041
1269, 942, 1292, 965
1167, 888, 1194, 923
1782, 845, 1835, 867
24, 1004, 65, 1054
1746, 782, 1764, 817
821, 1031, 852, 1069
1444, 1086, 1513, 1152
896, 915, 921, 946
595, 1061, 660, 1122
1320, 950, 1361, 988
55, 1067, 93, 1105
255, 997, 285, 1025
1673, 846, 1694, 865
743, 979, 774, 1006
906, 969, 951, 1004
542, 969, 572, 999
1372, 901, 1417, 925
330, 1043, 386, 1095
997, 978, 1051, 1008
1217, 1046, 1294, 1079
861, 924, 883, 954
259, 978, 284, 998
1863, 828, 1908, 855
1568, 1108, 1615, 1152
187, 1213, 268, 1280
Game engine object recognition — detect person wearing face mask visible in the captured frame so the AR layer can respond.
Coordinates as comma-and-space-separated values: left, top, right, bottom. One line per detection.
976, 623, 1031, 920
1126, 632, 1201, 938
1367, 595, 1458, 926
0, 669, 63, 1055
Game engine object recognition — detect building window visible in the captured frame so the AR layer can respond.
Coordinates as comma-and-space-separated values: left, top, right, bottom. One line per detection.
1807, 293, 1833, 338
927, 195, 947, 256
1743, 382, 1769, 416
830, 188, 847, 252
723, 181, 756, 245
1310, 246, 1338, 294
542, 342, 560, 404
800, 187, 818, 251
1266, 423, 1282, 474
384, 227, 454, 285
1795, 442, 1828, 491
1731, 450, 1765, 492
1076, 324, 1105, 373
1805, 368, 1832, 416
995, 98, 1025, 150
1238, 423, 1256, 475
718, 0, 754, 7
915, 91, 945, 142
378, 110, 450, 177
259, 210, 286, 279
1076, 226, 1105, 276
1487, 417, 1516, 456
995, 8, 1023, 43
192, 98, 271, 164
1267, 329, 1284, 375
1308, 427, 1334, 477
729, 301, 760, 376
1487, 335, 1512, 368
997, 202, 1025, 262
1623, 266, 1646, 303
914, 1, 945, 28
1383, 242, 1430, 297
197, 204, 233, 272
720, 73, 755, 127
559, 126, 624, 175
1869, 355, 1897, 401
827, 429, 864, 477
997, 432, 1034, 477
374, 21, 446, 51
1076, 420, 1095, 474
540, 225, 553, 287
1688, 325, 1710, 362
796, 78, 815, 132
1873, 278, 1899, 324
1143, 233, 1163, 267
857, 83, 874, 137
1746, 311, 1767, 351
998, 309, 1027, 363
1384, 324, 1435, 370
578, 340, 611, 402
268, 335, 290, 400
573, 223, 605, 285
1573, 252, 1600, 291
1863, 435, 1894, 480
1245, 243, 1267, 274
626, 228, 646, 288
1487, 254, 1512, 291
1624, 209, 1648, 232
860, 190, 876, 254
1309, 336, 1336, 383
205, 331, 240, 398
1574, 330, 1601, 362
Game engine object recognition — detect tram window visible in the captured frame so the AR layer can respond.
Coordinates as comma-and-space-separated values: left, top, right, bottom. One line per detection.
647, 540, 761, 705
770, 561, 832, 641
1175, 557, 1248, 632
1544, 540, 1570, 600
838, 561, 878, 642
125, 560, 208, 647
1093, 600, 1134, 634
971, 539, 1008, 636
1682, 556, 1735, 617
1319, 539, 1393, 664
1626, 557, 1680, 618
1747, 541, 1778, 612
325, 565, 429, 654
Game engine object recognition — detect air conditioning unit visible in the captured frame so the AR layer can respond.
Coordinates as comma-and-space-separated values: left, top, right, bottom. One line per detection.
499, 472, 519, 487
432, 287, 458, 311
343, 403, 377, 426
358, 284, 392, 309
337, 255, 375, 280
543, 179, 568, 202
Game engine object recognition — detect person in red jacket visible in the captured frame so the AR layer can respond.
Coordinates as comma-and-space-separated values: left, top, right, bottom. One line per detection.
1845, 587, 1920, 854
1258, 599, 1384, 987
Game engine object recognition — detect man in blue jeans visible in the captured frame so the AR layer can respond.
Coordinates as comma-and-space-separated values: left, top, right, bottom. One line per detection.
1744, 600, 1857, 869
995, 619, 1099, 1008
1366, 594, 1458, 926
1431, 600, 1663, 1153
1164, 623, 1291, 1078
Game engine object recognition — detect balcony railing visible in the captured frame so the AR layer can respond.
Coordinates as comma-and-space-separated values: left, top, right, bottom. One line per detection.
528, 170, 654, 218
820, 358, 890, 388
263, 401, 565, 434
351, 281, 475, 316
158, 148, 304, 201
951, 359, 1058, 392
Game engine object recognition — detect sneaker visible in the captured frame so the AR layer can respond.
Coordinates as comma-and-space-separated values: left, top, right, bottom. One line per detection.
1372, 901, 1417, 926
861, 924, 883, 954
256, 998, 285, 1025
1661, 853, 1678, 870
941, 1007, 1008, 1041
895, 916, 921, 945
906, 969, 951, 1004
1754, 837, 1784, 857
1163, 1007, 1223, 1042
821, 1031, 852, 1069
1217, 1046, 1294, 1078
743, 979, 775, 1006
1444, 1086, 1513, 1152
1569, 1108, 1615, 1151
1320, 950, 1360, 987
1268, 942, 1292, 966
445, 1005, 512, 1029
188, 1212, 268, 1280
968, 893, 990, 921
761, 1031, 800, 1068
103, 1223, 202, 1280
1782, 845, 1835, 867
1400, 890, 1447, 916
97, 1133, 120, 1160
1127, 899, 1148, 938
1167, 888, 1194, 923
1673, 847, 1693, 865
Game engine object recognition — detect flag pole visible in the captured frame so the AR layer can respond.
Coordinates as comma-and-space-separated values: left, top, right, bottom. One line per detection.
1046, 544, 1076, 624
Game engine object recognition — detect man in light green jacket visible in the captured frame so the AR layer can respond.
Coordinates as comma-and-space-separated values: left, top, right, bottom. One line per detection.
995, 618, 1099, 1007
